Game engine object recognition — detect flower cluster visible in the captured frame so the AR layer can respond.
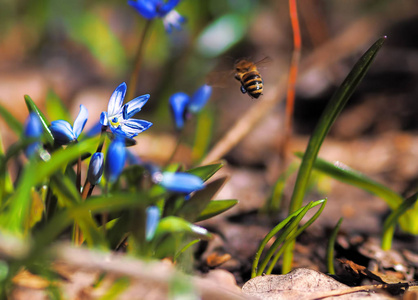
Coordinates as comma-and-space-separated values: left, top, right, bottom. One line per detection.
128, 0, 186, 33
169, 84, 212, 131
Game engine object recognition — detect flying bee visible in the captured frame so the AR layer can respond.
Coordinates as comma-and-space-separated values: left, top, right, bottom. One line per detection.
234, 57, 270, 99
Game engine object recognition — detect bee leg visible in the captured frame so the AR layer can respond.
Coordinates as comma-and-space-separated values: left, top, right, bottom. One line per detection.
240, 85, 247, 94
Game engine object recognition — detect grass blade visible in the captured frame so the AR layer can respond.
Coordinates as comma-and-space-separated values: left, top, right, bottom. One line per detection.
283, 37, 386, 273
382, 192, 418, 250
24, 95, 54, 145
327, 217, 343, 274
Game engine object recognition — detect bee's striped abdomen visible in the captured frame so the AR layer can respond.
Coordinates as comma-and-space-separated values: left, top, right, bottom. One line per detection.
241, 71, 263, 99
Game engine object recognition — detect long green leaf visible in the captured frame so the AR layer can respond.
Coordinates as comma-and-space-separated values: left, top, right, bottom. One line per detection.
154, 216, 212, 240
382, 192, 418, 250
195, 199, 238, 222
327, 218, 343, 274
283, 37, 386, 274
24, 95, 54, 145
176, 176, 228, 222
186, 162, 224, 182
295, 152, 403, 209
251, 199, 325, 278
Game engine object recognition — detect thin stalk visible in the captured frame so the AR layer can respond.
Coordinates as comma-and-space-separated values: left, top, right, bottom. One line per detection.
127, 20, 153, 101
327, 218, 343, 274
165, 130, 183, 167
282, 0, 302, 159
76, 156, 82, 192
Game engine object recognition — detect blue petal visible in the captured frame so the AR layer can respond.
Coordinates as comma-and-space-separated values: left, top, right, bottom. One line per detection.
122, 94, 150, 119
169, 92, 190, 130
87, 152, 104, 185
188, 84, 212, 113
100, 111, 109, 126
25, 142, 41, 158
160, 172, 204, 193
108, 83, 126, 117
157, 0, 181, 16
73, 104, 89, 139
120, 119, 153, 138
50, 120, 76, 145
145, 206, 160, 241
24, 113, 43, 138
163, 10, 186, 32
105, 137, 127, 183
128, 0, 158, 19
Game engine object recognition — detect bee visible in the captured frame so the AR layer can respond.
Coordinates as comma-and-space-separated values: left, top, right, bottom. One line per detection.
234, 58, 270, 99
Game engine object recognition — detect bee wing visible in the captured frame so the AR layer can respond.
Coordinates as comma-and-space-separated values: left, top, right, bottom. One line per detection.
254, 56, 273, 69
205, 69, 236, 88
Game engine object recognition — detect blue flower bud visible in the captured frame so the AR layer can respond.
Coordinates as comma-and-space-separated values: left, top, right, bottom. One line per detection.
50, 105, 88, 145
169, 92, 190, 130
188, 84, 212, 113
145, 206, 160, 241
87, 152, 104, 185
24, 113, 43, 157
159, 172, 204, 194
105, 137, 127, 183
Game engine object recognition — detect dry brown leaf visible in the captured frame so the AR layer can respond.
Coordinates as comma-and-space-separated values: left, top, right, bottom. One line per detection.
206, 252, 232, 267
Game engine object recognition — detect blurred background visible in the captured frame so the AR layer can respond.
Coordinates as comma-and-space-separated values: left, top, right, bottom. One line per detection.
2, 0, 418, 235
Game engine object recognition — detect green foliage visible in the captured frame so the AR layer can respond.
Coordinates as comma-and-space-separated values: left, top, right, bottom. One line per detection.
252, 199, 327, 277
282, 37, 386, 274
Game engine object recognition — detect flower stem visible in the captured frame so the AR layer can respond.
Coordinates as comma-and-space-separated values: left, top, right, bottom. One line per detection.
165, 130, 183, 167
127, 20, 153, 101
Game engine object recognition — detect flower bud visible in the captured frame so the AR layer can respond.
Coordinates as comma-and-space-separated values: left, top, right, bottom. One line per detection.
87, 152, 104, 185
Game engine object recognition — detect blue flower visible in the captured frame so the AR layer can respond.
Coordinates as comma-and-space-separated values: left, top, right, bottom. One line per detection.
145, 206, 160, 241
128, 0, 186, 33
168, 84, 212, 130
105, 137, 127, 183
50, 105, 88, 145
158, 172, 204, 194
87, 152, 104, 185
100, 82, 152, 139
24, 113, 43, 157
188, 84, 212, 113
169, 92, 190, 130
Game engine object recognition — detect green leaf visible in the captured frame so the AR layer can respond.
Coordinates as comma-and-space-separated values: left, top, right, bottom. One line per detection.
24, 95, 54, 145
0, 137, 98, 234
46, 90, 71, 122
176, 176, 228, 222
154, 216, 212, 240
327, 217, 343, 274
251, 199, 326, 278
186, 162, 223, 182
382, 192, 418, 250
0, 103, 23, 135
195, 199, 238, 222
283, 37, 386, 274
295, 152, 403, 210
192, 108, 214, 163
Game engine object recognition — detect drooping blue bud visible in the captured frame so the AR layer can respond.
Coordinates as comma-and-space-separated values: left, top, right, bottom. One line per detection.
188, 84, 212, 113
24, 113, 43, 157
87, 152, 104, 185
50, 105, 88, 145
169, 92, 190, 131
159, 172, 204, 194
105, 137, 127, 183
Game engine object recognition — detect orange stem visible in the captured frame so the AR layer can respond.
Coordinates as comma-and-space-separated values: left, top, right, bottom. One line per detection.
284, 0, 302, 153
